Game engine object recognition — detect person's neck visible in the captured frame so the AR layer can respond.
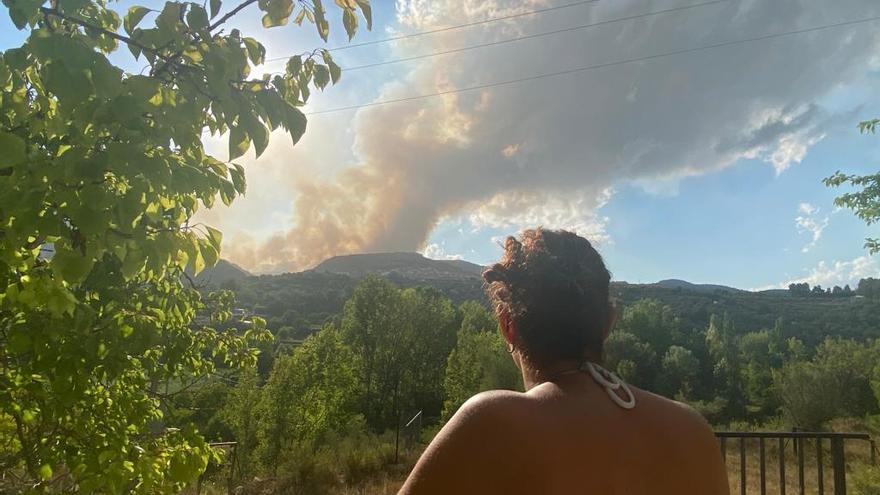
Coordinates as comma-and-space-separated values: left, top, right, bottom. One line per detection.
520, 352, 601, 391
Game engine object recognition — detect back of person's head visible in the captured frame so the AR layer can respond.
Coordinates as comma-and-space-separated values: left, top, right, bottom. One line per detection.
483, 228, 611, 368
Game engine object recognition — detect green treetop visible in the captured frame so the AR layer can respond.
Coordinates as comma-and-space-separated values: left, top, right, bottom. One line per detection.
0, 0, 369, 491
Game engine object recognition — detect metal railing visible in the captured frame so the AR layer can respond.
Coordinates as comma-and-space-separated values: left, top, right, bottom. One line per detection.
715, 431, 877, 495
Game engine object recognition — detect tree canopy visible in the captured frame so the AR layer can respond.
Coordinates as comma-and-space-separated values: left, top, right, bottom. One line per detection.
0, 0, 369, 490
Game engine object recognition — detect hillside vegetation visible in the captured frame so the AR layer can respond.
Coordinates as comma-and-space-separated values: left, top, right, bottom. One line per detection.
179, 263, 880, 493
208, 254, 880, 347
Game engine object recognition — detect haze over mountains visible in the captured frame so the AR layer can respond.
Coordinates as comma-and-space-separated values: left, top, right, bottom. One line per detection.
313, 252, 483, 280
200, 252, 743, 292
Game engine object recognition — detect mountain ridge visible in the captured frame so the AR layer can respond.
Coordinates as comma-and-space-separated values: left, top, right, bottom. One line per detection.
203, 252, 759, 290
311, 252, 484, 281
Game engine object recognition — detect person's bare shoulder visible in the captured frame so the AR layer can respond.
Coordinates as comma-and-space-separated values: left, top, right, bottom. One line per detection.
399, 390, 532, 495
634, 388, 730, 494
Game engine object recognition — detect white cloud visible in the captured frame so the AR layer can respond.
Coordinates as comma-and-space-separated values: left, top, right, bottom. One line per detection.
758, 255, 879, 290
767, 132, 826, 174
798, 202, 818, 215
468, 188, 613, 245
422, 243, 463, 260
795, 202, 831, 253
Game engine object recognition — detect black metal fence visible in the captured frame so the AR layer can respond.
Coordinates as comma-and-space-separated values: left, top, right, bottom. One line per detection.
715, 431, 877, 495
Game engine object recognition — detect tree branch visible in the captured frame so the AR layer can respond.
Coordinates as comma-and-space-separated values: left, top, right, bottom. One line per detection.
209, 0, 259, 31
40, 7, 164, 59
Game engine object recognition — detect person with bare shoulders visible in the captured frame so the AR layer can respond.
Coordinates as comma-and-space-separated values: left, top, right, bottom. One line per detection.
400, 228, 729, 495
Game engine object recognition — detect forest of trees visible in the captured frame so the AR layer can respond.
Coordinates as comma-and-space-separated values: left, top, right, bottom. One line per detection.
154, 275, 880, 492
787, 278, 880, 298
220, 270, 880, 352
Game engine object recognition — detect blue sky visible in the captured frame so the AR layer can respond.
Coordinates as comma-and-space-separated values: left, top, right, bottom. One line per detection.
3, 0, 879, 289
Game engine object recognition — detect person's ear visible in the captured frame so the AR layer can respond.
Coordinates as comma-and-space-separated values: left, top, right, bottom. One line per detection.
602, 301, 618, 342
498, 309, 516, 345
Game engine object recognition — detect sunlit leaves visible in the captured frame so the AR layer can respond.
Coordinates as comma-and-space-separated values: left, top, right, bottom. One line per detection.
824, 123, 880, 254
259, 0, 294, 28
1, 0, 361, 490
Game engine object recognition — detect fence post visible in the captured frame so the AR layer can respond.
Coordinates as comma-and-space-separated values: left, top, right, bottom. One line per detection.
798, 438, 805, 495
779, 437, 786, 495
817, 438, 824, 495
831, 437, 846, 495
759, 437, 766, 495
740, 438, 747, 495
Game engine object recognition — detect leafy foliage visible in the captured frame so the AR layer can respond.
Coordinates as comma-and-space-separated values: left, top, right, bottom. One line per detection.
0, 0, 370, 490
165, 275, 880, 490
824, 120, 880, 253
341, 277, 459, 431
256, 324, 358, 473
442, 302, 520, 419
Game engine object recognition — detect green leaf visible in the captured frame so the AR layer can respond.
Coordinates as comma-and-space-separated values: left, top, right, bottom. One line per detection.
356, 0, 372, 30
52, 246, 95, 285
314, 65, 330, 90
328, 60, 341, 84
205, 225, 223, 253
184, 235, 205, 275
229, 163, 247, 193
0, 131, 26, 166
294, 8, 306, 25
121, 247, 146, 280
313, 0, 329, 41
260, 0, 294, 28
342, 8, 358, 40
246, 116, 269, 157
8, 0, 42, 29
243, 37, 265, 66
210, 0, 222, 19
200, 239, 219, 268
124, 6, 150, 36
228, 125, 250, 160
187, 5, 210, 31
286, 55, 302, 76
39, 464, 53, 480
285, 105, 307, 145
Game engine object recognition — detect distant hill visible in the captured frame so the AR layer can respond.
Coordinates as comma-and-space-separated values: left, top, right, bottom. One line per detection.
653, 279, 743, 293
194, 259, 251, 286
206, 252, 878, 346
311, 252, 484, 281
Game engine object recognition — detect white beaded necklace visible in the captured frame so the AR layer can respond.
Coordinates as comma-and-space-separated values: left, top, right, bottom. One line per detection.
547, 361, 636, 410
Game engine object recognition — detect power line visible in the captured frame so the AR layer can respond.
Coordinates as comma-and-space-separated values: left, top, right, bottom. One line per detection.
265, 0, 599, 60
305, 13, 880, 116
341, 0, 727, 72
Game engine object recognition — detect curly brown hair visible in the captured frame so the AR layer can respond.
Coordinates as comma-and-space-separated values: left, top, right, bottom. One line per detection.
483, 228, 611, 367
